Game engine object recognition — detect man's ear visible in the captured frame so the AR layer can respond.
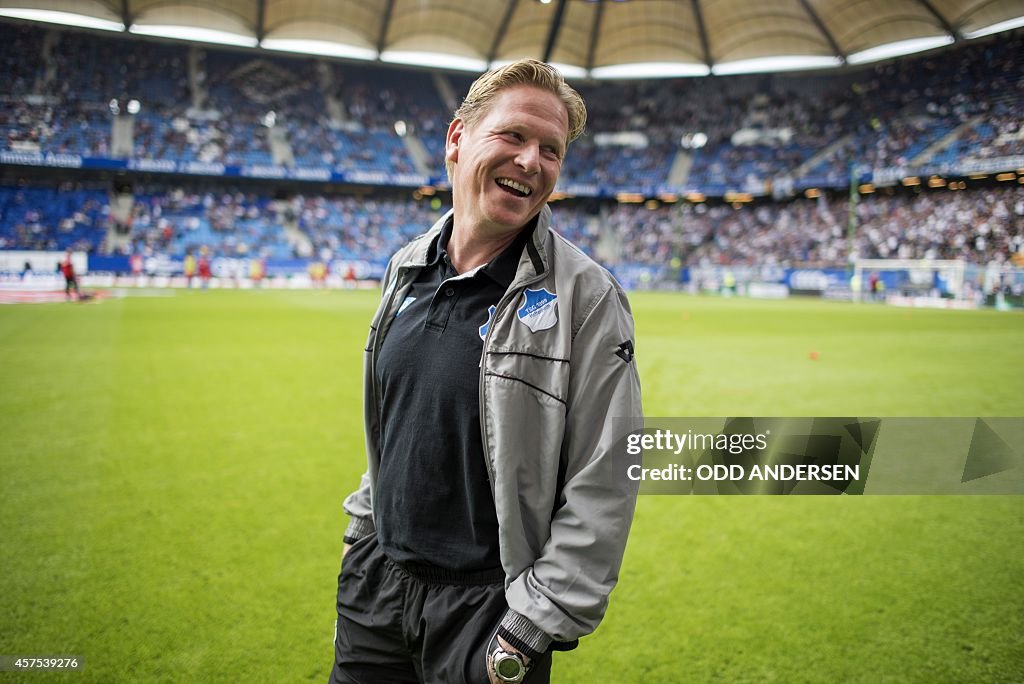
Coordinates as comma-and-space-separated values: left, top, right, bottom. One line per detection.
445, 118, 464, 165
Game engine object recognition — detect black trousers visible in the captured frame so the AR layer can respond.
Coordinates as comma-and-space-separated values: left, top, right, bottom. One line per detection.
330, 534, 552, 684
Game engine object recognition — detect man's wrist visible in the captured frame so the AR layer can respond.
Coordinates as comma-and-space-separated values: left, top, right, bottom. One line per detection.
495, 636, 530, 664
497, 609, 550, 661
344, 515, 375, 542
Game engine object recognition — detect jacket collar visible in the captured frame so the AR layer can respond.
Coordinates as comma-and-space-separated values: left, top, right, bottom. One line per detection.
405, 206, 552, 286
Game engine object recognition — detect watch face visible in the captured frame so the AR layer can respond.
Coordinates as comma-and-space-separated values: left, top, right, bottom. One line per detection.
496, 655, 522, 679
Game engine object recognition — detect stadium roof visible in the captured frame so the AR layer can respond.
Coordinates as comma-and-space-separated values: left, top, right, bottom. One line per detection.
2, 0, 1023, 77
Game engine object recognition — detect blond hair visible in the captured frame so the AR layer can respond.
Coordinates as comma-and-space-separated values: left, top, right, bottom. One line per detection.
446, 59, 587, 177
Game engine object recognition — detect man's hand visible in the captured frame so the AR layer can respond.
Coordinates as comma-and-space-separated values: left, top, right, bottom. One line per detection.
342, 542, 351, 560
485, 636, 531, 684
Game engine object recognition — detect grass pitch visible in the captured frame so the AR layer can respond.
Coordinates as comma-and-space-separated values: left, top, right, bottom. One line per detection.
1, 290, 1021, 682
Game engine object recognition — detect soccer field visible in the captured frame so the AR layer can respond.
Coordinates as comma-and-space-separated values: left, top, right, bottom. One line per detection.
1, 290, 1022, 682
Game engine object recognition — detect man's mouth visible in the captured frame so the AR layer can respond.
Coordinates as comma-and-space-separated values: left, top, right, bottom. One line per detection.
495, 178, 531, 197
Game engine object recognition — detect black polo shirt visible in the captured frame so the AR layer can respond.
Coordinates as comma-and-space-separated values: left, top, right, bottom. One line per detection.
374, 218, 533, 572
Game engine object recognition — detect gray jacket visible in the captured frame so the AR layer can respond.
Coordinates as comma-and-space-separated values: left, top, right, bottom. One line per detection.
343, 205, 642, 655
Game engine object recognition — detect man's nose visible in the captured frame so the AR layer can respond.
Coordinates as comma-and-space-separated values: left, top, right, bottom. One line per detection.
514, 142, 540, 174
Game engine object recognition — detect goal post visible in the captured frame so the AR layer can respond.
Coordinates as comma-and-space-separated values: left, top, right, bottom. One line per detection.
852, 259, 966, 303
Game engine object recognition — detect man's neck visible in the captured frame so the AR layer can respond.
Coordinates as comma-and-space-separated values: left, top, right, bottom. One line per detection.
446, 223, 522, 274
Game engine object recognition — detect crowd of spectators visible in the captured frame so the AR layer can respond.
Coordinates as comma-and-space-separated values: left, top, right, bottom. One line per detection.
0, 21, 44, 96
296, 195, 442, 260
0, 184, 108, 252
128, 189, 289, 258
635, 186, 1023, 268
804, 33, 1023, 182
1, 20, 1022, 276
2, 182, 1019, 269
2, 20, 1021, 193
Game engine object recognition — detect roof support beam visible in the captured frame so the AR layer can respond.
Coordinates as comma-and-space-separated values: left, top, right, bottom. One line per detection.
915, 0, 959, 41
377, 0, 397, 54
585, 0, 605, 70
541, 0, 568, 63
488, 0, 519, 63
690, 0, 712, 68
121, 0, 131, 31
256, 0, 266, 43
797, 0, 845, 61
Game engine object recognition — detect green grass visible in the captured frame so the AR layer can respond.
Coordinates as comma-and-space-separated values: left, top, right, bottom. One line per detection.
1, 290, 1021, 682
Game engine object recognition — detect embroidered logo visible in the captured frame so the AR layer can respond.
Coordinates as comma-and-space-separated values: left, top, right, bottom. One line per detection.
516, 287, 558, 332
479, 305, 496, 341
615, 340, 635, 363
396, 296, 416, 316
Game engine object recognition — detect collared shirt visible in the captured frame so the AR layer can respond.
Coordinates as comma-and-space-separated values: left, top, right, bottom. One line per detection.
375, 217, 534, 572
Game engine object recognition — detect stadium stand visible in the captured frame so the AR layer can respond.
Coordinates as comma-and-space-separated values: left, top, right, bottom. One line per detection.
2, 22, 1021, 187
0, 185, 108, 252
0, 19, 1021, 279
297, 195, 443, 260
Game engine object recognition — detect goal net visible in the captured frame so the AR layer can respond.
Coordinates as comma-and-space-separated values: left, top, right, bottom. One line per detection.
852, 259, 967, 303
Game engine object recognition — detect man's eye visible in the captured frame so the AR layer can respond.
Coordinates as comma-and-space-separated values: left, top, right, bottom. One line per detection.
504, 132, 524, 142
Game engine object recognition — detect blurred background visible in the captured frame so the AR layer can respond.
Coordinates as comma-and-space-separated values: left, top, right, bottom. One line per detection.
0, 0, 1021, 304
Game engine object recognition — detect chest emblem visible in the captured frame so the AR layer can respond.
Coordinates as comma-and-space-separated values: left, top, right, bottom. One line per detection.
479, 305, 497, 341
396, 296, 416, 316
516, 287, 558, 333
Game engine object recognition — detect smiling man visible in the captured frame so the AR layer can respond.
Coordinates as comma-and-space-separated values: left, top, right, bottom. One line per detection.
331, 59, 642, 684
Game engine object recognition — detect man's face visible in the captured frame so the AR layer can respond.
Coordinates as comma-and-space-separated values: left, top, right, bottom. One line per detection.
445, 85, 569, 239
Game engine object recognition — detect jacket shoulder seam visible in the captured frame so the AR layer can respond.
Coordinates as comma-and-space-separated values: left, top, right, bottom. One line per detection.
572, 283, 614, 339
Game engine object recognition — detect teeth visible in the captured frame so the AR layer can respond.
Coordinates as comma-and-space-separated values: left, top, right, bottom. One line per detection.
496, 178, 531, 196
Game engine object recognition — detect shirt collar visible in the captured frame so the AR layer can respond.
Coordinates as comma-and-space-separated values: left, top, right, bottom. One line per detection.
425, 215, 454, 268
428, 214, 538, 289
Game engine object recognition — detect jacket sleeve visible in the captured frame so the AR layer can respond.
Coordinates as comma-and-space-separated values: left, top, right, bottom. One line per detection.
500, 281, 643, 657
342, 473, 375, 543
342, 256, 400, 543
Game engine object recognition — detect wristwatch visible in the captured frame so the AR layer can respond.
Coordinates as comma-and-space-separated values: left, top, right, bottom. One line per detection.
491, 646, 529, 683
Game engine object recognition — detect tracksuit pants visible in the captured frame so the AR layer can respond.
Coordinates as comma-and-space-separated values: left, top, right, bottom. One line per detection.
330, 534, 552, 684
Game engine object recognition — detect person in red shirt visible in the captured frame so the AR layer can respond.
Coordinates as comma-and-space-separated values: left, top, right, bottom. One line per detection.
198, 247, 212, 289
58, 249, 80, 300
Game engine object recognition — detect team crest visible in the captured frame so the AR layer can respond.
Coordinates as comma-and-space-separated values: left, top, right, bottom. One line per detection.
516, 288, 558, 332
479, 305, 496, 340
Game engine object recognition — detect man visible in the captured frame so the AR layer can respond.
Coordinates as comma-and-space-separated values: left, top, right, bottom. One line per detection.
59, 248, 80, 300
197, 247, 212, 289
332, 59, 642, 684
184, 250, 197, 288
249, 256, 266, 287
